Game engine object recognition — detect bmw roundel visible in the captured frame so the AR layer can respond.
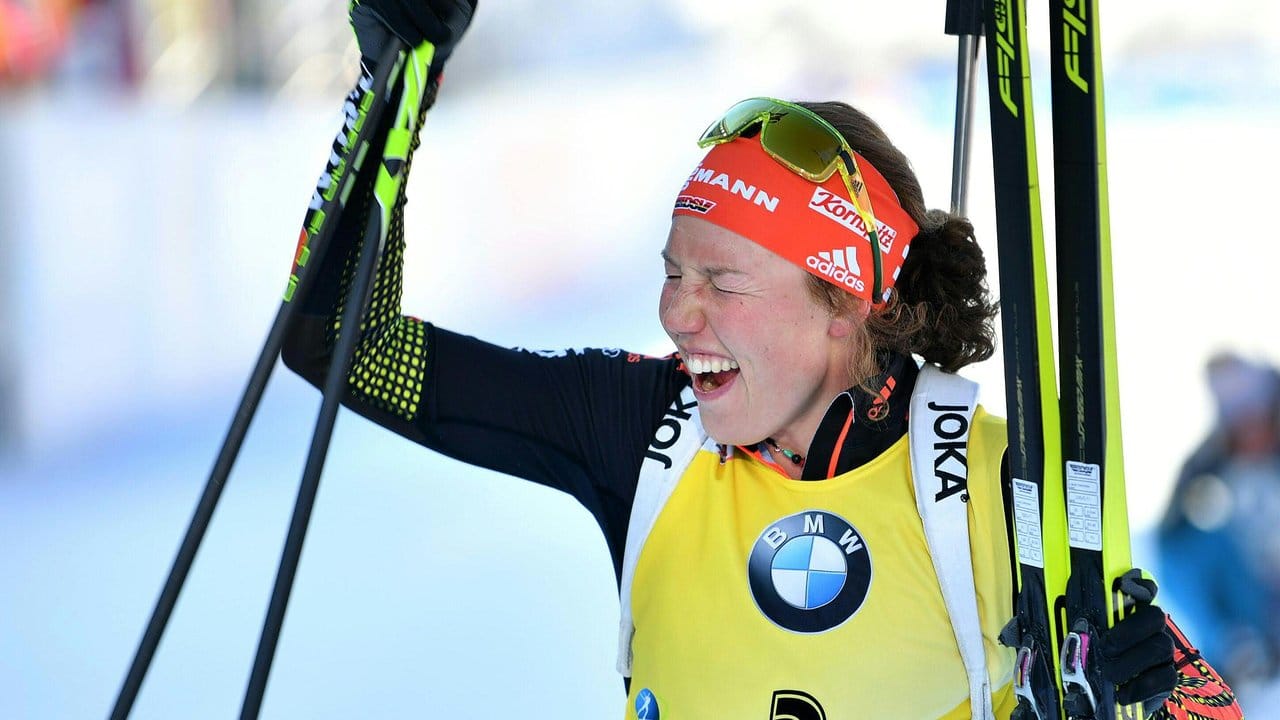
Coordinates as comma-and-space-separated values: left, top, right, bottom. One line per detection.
748, 510, 872, 633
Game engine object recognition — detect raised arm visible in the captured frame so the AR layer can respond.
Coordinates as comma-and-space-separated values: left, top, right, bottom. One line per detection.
278, 2, 685, 576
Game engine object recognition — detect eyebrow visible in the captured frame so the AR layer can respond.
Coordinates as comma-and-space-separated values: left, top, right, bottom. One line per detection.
659, 250, 746, 277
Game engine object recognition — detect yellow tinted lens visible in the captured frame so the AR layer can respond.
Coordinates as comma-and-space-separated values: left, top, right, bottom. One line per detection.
758, 109, 843, 180
698, 98, 778, 145
698, 99, 845, 181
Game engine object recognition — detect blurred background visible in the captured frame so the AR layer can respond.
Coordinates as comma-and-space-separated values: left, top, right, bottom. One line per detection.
2, 0, 1279, 717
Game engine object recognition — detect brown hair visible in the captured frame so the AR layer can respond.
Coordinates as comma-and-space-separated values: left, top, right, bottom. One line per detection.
798, 101, 997, 383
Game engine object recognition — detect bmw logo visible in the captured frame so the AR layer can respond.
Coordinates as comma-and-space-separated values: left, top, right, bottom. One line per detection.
635, 688, 659, 719
748, 510, 872, 633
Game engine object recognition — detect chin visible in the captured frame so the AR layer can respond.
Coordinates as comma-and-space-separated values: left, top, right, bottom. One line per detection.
699, 412, 760, 448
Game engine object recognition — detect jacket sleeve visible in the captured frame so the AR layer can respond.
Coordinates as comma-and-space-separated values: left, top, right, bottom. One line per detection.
1153, 614, 1243, 720
280, 59, 438, 446
278, 61, 682, 578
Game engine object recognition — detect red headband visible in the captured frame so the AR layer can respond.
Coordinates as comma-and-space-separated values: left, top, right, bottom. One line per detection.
672, 137, 918, 303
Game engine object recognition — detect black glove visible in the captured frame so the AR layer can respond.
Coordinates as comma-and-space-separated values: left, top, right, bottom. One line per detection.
350, 0, 476, 79
1096, 569, 1177, 718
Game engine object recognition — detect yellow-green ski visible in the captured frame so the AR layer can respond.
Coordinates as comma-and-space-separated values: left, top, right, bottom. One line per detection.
1047, 1, 1138, 718
982, 0, 1071, 717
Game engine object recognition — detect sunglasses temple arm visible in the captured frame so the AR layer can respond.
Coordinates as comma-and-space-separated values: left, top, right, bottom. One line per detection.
835, 157, 884, 301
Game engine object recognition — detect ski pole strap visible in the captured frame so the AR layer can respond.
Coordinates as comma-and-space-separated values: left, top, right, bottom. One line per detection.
908, 364, 993, 719
616, 385, 709, 676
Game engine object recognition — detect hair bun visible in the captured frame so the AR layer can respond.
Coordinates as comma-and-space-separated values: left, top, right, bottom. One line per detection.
878, 209, 997, 372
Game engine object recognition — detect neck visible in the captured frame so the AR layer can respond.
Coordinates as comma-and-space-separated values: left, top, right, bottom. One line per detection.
778, 460, 805, 481
765, 435, 809, 480
752, 353, 917, 482
767, 393, 832, 475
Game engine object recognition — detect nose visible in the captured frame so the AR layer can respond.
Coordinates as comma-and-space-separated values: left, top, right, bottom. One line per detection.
659, 281, 706, 338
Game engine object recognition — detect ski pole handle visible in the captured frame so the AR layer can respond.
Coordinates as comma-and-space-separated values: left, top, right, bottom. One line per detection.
944, 0, 983, 35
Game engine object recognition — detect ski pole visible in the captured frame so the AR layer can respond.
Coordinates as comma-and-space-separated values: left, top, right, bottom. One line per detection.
239, 37, 431, 719
108, 39, 407, 720
944, 0, 983, 215
238, 171, 389, 720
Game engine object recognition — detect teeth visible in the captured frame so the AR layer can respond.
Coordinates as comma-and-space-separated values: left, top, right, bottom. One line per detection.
686, 355, 739, 375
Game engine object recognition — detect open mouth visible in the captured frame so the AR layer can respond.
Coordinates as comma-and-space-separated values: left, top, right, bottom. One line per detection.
686, 355, 741, 393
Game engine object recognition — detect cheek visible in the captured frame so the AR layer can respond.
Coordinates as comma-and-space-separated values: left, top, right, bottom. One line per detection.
657, 286, 674, 324
761, 304, 832, 367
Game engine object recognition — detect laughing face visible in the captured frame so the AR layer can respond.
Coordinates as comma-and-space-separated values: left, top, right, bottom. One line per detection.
659, 216, 860, 453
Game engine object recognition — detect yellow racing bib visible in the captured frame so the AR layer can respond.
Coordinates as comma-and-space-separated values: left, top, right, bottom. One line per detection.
624, 408, 1016, 718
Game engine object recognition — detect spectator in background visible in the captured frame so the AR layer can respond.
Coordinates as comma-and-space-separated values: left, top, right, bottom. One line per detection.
1158, 351, 1280, 686
0, 0, 79, 83
0, 0, 135, 87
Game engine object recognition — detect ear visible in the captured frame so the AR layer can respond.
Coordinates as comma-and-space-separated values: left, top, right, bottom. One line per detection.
828, 314, 856, 339
827, 299, 870, 338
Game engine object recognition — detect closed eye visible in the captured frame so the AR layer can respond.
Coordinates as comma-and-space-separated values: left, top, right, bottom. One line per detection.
709, 273, 752, 294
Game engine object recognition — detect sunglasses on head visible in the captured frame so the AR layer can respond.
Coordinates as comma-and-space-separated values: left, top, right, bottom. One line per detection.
698, 97, 886, 299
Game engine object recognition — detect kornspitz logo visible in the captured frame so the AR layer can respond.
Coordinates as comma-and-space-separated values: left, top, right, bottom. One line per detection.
748, 511, 872, 633
634, 688, 660, 719
808, 187, 897, 253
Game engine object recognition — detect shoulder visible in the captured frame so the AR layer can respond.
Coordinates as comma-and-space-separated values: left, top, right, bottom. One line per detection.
968, 406, 1007, 469
971, 405, 1006, 437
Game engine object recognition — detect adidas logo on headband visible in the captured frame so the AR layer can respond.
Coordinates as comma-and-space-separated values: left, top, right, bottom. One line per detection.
807, 246, 866, 294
